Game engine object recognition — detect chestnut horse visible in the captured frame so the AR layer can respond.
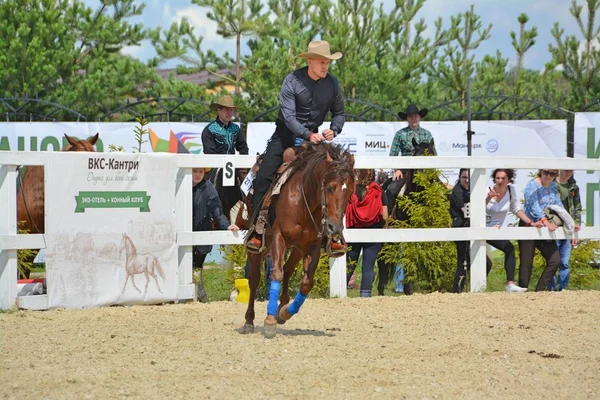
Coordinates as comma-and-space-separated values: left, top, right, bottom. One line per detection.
16, 133, 99, 276
241, 143, 355, 338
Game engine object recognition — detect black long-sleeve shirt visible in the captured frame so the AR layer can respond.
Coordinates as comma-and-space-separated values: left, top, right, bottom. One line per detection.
192, 179, 230, 254
449, 183, 470, 228
201, 118, 249, 155
276, 66, 345, 140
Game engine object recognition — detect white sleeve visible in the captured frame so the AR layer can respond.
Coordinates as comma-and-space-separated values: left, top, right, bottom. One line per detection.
509, 185, 522, 214
486, 189, 494, 212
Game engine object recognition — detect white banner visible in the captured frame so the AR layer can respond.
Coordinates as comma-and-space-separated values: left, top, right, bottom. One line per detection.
245, 120, 567, 158
0, 122, 210, 153
574, 113, 600, 227
44, 152, 178, 308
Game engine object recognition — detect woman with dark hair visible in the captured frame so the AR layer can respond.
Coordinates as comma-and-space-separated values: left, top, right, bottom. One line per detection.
486, 169, 536, 292
345, 169, 389, 297
518, 169, 562, 291
450, 168, 491, 293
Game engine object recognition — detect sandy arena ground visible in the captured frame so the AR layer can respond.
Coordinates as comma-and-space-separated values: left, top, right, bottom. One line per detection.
1, 291, 599, 400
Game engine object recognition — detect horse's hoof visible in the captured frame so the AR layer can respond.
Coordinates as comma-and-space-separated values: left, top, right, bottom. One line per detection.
263, 316, 277, 338
277, 304, 292, 324
240, 323, 254, 334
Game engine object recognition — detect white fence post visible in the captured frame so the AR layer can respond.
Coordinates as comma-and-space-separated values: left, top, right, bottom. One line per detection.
470, 167, 488, 292
0, 165, 18, 309
175, 167, 194, 301
330, 214, 348, 298
329, 256, 347, 298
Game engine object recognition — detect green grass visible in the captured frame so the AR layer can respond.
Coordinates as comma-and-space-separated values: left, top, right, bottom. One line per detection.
200, 266, 235, 302
16, 253, 600, 304
485, 250, 600, 292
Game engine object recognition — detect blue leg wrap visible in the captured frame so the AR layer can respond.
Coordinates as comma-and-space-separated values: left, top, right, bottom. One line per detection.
287, 291, 308, 316
267, 281, 281, 316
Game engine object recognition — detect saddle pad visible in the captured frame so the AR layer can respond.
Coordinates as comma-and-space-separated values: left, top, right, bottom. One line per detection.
272, 167, 293, 196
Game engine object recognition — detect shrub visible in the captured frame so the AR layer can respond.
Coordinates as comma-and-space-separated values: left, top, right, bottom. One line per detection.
378, 168, 455, 292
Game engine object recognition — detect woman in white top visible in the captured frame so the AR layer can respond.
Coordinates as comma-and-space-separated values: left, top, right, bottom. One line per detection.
486, 169, 539, 292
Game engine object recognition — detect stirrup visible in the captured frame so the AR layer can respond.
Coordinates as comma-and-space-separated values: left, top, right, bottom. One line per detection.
244, 230, 266, 254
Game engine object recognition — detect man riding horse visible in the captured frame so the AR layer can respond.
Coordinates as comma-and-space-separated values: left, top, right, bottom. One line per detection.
246, 40, 346, 251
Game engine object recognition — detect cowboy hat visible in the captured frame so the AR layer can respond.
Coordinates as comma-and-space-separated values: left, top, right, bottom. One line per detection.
192, 167, 212, 173
296, 40, 343, 60
210, 95, 236, 111
398, 104, 428, 120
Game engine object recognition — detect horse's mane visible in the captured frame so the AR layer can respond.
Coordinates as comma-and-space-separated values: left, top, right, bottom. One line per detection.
288, 143, 354, 196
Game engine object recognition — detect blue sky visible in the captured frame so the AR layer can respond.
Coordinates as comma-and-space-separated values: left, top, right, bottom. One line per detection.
102, 0, 581, 71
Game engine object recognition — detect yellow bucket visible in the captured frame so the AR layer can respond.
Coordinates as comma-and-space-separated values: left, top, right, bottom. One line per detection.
234, 278, 250, 304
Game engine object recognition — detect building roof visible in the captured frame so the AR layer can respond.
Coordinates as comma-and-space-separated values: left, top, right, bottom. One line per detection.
156, 68, 236, 86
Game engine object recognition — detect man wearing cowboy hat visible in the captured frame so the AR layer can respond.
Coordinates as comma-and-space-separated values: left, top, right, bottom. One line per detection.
247, 40, 345, 251
202, 95, 249, 156
389, 104, 437, 180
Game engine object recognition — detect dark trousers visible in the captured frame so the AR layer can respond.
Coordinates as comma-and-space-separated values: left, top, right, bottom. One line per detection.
487, 240, 516, 282
252, 134, 291, 221
346, 242, 383, 296
377, 258, 393, 296
193, 252, 208, 270
453, 241, 492, 293
518, 239, 560, 291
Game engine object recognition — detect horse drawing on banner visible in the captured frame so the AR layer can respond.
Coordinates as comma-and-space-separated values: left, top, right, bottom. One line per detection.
119, 233, 166, 295
241, 143, 355, 338
16, 133, 99, 277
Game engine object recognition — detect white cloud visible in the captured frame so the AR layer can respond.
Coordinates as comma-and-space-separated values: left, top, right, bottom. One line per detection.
121, 45, 143, 58
173, 6, 223, 43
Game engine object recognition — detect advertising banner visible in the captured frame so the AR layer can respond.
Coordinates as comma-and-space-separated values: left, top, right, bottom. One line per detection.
0, 122, 209, 154
43, 152, 178, 308
574, 113, 600, 226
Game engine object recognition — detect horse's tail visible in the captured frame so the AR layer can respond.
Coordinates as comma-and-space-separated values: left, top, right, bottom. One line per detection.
153, 257, 166, 281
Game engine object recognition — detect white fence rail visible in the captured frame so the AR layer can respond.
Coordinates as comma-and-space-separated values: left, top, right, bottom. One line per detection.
1, 151, 600, 309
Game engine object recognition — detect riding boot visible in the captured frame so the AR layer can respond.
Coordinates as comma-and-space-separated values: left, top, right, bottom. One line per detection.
246, 209, 268, 251
246, 189, 274, 251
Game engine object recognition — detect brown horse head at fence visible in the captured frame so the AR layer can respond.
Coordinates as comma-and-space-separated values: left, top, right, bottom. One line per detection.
241, 142, 355, 338
16, 133, 99, 277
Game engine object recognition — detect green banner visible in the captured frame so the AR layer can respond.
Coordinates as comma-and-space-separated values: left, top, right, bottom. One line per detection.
74, 191, 151, 213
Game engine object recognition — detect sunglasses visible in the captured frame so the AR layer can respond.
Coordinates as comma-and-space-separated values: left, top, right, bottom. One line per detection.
541, 170, 558, 177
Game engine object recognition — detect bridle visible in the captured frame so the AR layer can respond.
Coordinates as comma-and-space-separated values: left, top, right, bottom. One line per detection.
299, 171, 348, 258
300, 174, 327, 239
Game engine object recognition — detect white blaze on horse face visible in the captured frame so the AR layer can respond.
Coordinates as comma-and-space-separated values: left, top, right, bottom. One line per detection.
341, 182, 347, 192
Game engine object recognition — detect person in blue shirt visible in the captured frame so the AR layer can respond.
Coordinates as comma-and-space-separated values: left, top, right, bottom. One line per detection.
518, 169, 562, 291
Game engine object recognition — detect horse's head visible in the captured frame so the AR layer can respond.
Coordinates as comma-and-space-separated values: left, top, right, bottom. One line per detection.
412, 137, 435, 156
322, 146, 355, 238
64, 133, 99, 152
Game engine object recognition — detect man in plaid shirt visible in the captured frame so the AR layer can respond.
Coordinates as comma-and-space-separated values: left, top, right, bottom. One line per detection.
389, 104, 436, 179
387, 104, 436, 294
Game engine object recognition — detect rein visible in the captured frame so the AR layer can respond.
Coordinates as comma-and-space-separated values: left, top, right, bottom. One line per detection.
300, 172, 327, 239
